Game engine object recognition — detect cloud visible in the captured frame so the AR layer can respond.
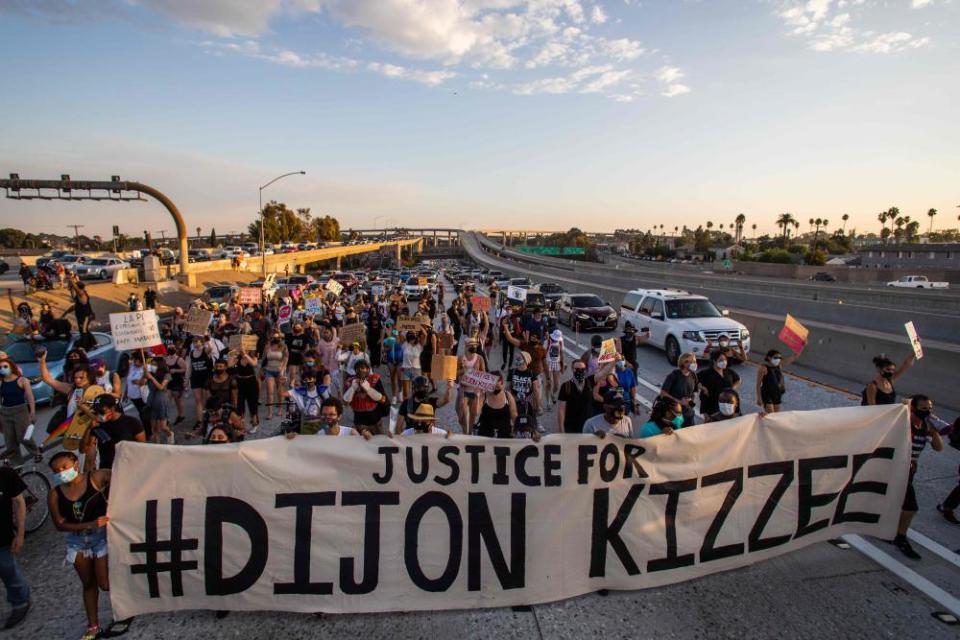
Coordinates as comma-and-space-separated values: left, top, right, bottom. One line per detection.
4, 0, 687, 103
654, 66, 690, 97
776, 0, 936, 53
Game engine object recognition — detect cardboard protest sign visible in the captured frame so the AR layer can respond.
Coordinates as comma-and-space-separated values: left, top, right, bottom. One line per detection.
339, 322, 366, 346
438, 333, 455, 352
228, 334, 259, 354
304, 296, 322, 313
326, 279, 344, 296
904, 321, 923, 360
598, 338, 618, 364
778, 314, 809, 354
108, 405, 911, 619
238, 287, 263, 305
507, 285, 527, 301
183, 308, 213, 336
430, 354, 458, 381
109, 310, 162, 351
461, 370, 498, 393
277, 305, 293, 325
397, 319, 423, 334
471, 295, 491, 313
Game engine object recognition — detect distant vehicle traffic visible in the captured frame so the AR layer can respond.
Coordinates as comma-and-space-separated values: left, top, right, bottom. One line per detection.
810, 272, 836, 282
73, 257, 130, 280
556, 293, 618, 332
887, 275, 949, 289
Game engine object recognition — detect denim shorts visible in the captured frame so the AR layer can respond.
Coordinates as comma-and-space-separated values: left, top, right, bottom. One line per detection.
401, 368, 421, 382
263, 369, 281, 379
65, 527, 108, 564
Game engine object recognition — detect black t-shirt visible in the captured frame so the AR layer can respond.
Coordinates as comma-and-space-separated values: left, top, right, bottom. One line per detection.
95, 414, 146, 469
285, 332, 314, 365
0, 467, 27, 546
696, 367, 740, 415
661, 369, 698, 417
508, 368, 535, 405
558, 380, 594, 433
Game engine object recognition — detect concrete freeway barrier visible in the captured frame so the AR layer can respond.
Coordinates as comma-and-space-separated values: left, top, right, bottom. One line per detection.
464, 233, 960, 412
474, 233, 960, 343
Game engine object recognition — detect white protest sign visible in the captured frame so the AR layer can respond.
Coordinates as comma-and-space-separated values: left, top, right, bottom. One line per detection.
109, 310, 162, 351
461, 370, 499, 393
326, 279, 344, 296
304, 297, 322, 313
108, 405, 909, 619
904, 321, 923, 360
507, 285, 527, 301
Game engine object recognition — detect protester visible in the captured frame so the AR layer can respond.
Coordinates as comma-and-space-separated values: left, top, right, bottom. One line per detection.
891, 395, 944, 559
260, 333, 288, 420
47, 452, 111, 640
400, 403, 450, 436
862, 353, 915, 406
343, 360, 388, 434
756, 350, 792, 413
583, 389, 633, 438
697, 349, 741, 419
457, 339, 486, 434
230, 346, 260, 433
285, 323, 313, 388
615, 322, 647, 371
660, 352, 699, 427
475, 372, 517, 438
936, 417, 960, 525
187, 337, 213, 429
0, 458, 29, 630
208, 357, 237, 409
0, 359, 36, 462
400, 329, 425, 401
543, 329, 565, 405
144, 357, 175, 444
164, 342, 187, 424
83, 394, 146, 471
144, 286, 157, 310
507, 351, 539, 432
706, 334, 747, 365
639, 396, 686, 438
397, 375, 453, 434
703, 389, 742, 423
286, 398, 364, 438
558, 361, 594, 434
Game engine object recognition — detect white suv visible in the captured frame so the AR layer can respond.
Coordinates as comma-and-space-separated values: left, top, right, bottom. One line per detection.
620, 289, 750, 364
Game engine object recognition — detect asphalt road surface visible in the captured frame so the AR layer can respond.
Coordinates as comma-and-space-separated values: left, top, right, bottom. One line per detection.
5, 281, 960, 640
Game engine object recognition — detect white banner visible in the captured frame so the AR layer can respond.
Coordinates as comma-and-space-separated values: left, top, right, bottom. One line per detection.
108, 405, 909, 619
507, 285, 527, 301
109, 310, 162, 351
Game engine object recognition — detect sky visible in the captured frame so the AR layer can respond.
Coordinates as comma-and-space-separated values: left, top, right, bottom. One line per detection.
0, 0, 957, 239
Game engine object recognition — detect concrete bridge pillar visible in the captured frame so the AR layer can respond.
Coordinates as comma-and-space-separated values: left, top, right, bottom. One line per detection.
395, 242, 401, 266
336, 255, 342, 270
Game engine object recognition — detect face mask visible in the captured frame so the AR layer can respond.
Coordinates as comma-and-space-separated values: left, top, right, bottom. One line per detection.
573, 369, 585, 382
54, 467, 78, 485
305, 361, 316, 369
671, 415, 685, 428
881, 371, 893, 379
467, 346, 477, 354
609, 407, 625, 420
914, 408, 931, 420
770, 358, 781, 367
719, 340, 729, 347
0, 366, 10, 376
719, 402, 736, 416
716, 360, 727, 370
591, 347, 600, 355
615, 361, 625, 371
687, 362, 698, 372
323, 415, 339, 427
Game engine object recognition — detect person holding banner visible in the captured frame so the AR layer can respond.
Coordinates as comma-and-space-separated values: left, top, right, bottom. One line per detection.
893, 395, 944, 560
583, 389, 634, 438
755, 349, 801, 414
286, 371, 331, 436
697, 350, 741, 419
400, 403, 451, 436
861, 353, 915, 406
475, 372, 517, 438
639, 396, 686, 438
659, 353, 699, 427
397, 375, 454, 434
558, 361, 594, 433
286, 398, 364, 439
46, 452, 111, 640
703, 388, 742, 423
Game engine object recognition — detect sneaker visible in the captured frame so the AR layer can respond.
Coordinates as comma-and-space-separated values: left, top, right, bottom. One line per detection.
893, 536, 921, 560
248, 423, 259, 435
80, 626, 101, 640
937, 504, 960, 525
166, 432, 176, 445
3, 602, 29, 630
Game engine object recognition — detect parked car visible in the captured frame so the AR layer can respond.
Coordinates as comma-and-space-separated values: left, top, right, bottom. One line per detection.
333, 272, 360, 292
54, 254, 91, 272
886, 275, 949, 289
36, 250, 70, 269
556, 294, 618, 332
0, 332, 118, 406
810, 272, 836, 282
620, 288, 750, 364
532, 282, 566, 307
404, 276, 429, 300
73, 257, 130, 280
202, 284, 239, 304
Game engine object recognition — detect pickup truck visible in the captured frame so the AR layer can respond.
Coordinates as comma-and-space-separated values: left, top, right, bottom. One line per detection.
886, 275, 949, 289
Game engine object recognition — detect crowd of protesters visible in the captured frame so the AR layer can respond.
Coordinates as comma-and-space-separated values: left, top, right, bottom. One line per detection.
0, 259, 956, 638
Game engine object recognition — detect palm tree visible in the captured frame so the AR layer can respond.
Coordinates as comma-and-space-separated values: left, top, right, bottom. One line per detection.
841, 214, 849, 235
808, 218, 815, 233
776, 213, 796, 239
927, 208, 937, 233
751, 223, 757, 239
735, 213, 746, 244
877, 211, 887, 240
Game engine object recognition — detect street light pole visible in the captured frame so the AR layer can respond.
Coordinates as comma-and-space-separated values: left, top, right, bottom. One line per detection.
259, 171, 306, 277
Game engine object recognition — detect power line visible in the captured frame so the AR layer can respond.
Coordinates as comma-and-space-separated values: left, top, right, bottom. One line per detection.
67, 224, 85, 252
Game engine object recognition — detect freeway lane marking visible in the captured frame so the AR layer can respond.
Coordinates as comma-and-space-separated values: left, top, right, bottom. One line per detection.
842, 534, 960, 618
907, 529, 960, 570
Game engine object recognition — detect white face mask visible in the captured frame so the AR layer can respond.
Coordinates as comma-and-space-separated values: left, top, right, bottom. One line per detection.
716, 360, 727, 370
687, 362, 698, 372
719, 402, 736, 416
770, 358, 782, 367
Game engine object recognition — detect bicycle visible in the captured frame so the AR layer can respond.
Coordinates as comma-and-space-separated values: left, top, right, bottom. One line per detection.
2, 449, 52, 535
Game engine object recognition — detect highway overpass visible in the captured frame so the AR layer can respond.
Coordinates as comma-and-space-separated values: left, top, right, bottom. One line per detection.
463, 231, 960, 412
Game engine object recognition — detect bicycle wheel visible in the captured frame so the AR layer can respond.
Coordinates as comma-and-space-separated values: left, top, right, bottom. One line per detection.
19, 470, 51, 534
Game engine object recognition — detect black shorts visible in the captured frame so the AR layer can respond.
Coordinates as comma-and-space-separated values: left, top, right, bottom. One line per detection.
352, 409, 381, 427
190, 373, 210, 390
902, 472, 918, 512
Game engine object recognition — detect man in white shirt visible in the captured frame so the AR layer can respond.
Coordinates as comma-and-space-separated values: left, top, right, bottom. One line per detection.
285, 397, 369, 438
583, 389, 634, 438
400, 403, 450, 437
125, 351, 150, 430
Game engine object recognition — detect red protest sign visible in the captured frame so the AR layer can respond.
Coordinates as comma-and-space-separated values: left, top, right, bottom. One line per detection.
471, 295, 491, 313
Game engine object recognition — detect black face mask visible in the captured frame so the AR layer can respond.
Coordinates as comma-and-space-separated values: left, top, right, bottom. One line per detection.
573, 369, 585, 382
881, 371, 894, 379
413, 391, 428, 402
914, 408, 931, 420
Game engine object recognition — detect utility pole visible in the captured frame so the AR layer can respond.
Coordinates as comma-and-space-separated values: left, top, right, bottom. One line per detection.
67, 224, 84, 252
